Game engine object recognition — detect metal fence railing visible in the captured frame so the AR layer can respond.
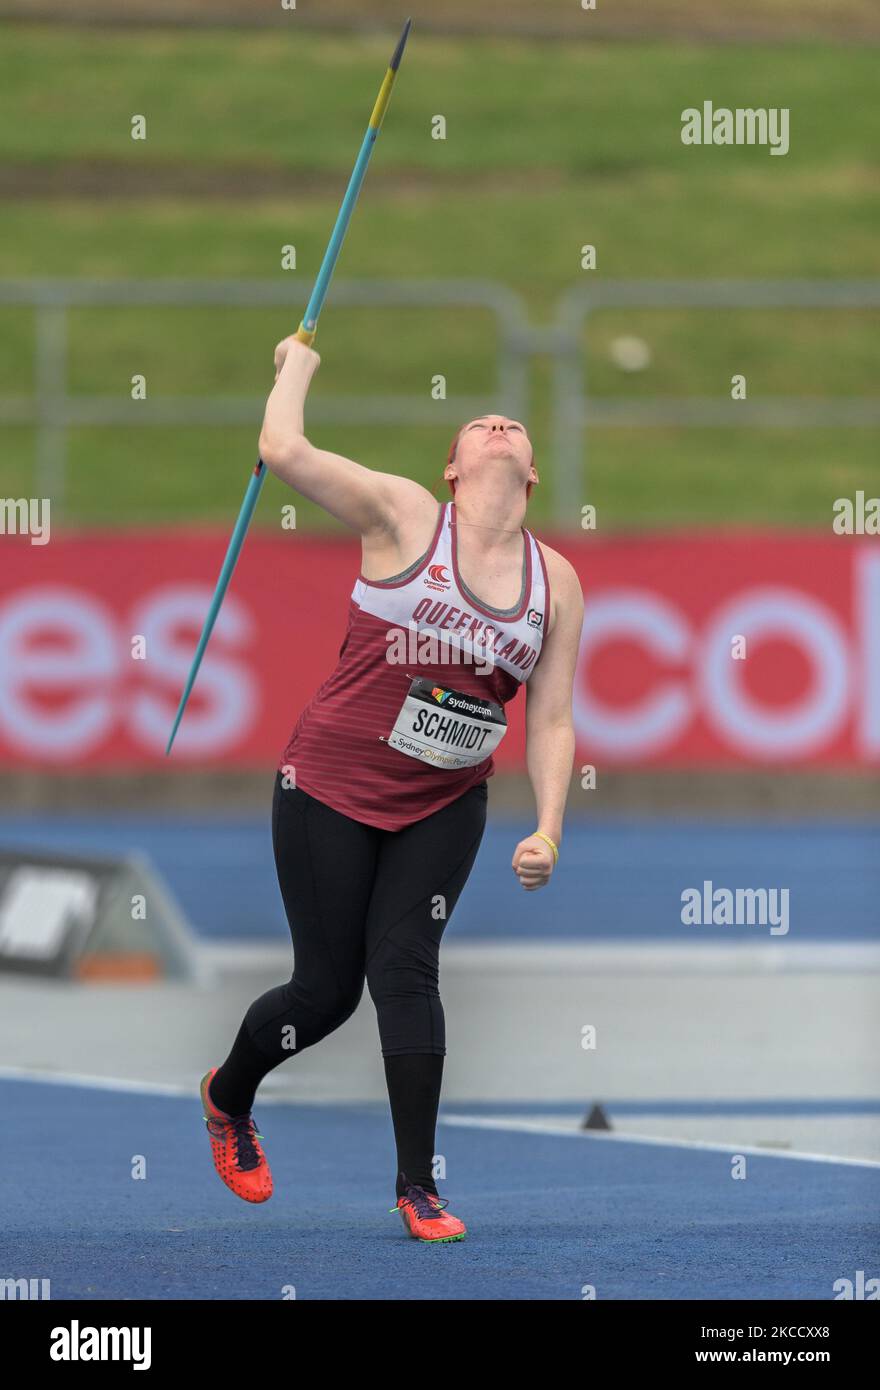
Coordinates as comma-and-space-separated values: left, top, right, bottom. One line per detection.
0, 278, 531, 507
1, 278, 877, 525
551, 280, 880, 522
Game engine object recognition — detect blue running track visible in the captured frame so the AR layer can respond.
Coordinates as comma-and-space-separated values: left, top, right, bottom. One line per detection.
0, 815, 876, 941
4, 1077, 878, 1301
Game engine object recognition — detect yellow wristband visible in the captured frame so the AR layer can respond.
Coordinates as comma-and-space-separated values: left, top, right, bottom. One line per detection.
533, 831, 559, 864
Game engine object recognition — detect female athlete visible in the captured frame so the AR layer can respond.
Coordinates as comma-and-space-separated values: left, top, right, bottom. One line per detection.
200, 336, 584, 1242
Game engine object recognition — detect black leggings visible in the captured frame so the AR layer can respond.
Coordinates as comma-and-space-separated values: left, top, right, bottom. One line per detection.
210, 774, 487, 1191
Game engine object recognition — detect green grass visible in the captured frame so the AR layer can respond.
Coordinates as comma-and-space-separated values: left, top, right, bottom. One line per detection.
0, 24, 877, 529
4, 424, 870, 532
2, 29, 879, 175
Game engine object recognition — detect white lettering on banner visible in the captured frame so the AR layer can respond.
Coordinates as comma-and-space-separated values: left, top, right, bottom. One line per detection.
0, 585, 253, 757
0, 553, 877, 764
128, 587, 256, 754
858, 549, 880, 756
700, 589, 851, 758
571, 591, 691, 757
0, 588, 115, 755
570, 560, 878, 764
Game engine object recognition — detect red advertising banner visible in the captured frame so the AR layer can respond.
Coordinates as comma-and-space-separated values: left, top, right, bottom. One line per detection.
0, 530, 876, 769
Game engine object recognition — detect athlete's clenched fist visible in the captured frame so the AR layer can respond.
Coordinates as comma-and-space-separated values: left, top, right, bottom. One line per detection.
273, 336, 321, 383
511, 835, 556, 892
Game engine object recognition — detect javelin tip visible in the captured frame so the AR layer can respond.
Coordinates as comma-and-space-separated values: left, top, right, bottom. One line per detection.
390, 18, 413, 71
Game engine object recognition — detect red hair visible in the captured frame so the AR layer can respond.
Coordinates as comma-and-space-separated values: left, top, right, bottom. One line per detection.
442, 424, 536, 500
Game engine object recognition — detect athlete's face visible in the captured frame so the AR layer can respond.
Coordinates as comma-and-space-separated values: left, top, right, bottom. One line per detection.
445, 415, 537, 496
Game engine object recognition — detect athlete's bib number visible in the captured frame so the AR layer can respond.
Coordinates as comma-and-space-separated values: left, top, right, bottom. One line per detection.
386, 677, 507, 771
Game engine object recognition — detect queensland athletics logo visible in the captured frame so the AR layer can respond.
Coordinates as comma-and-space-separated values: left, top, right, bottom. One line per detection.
431, 686, 451, 704
425, 564, 451, 593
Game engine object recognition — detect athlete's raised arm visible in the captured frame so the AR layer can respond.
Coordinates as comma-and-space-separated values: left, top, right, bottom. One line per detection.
258, 336, 437, 541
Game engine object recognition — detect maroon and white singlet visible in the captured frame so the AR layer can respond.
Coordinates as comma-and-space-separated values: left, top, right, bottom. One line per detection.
279, 501, 550, 830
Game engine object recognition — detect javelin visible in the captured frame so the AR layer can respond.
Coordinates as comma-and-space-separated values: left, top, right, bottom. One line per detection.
166, 19, 413, 754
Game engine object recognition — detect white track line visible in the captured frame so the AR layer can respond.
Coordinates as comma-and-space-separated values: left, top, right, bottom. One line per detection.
0, 1065, 193, 1097
5, 1066, 878, 1169
439, 1113, 880, 1170
0, 1064, 311, 1105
